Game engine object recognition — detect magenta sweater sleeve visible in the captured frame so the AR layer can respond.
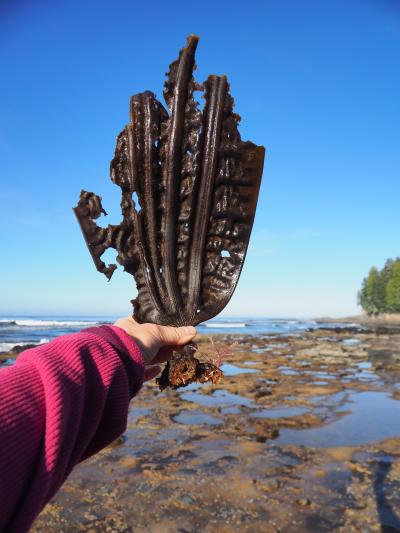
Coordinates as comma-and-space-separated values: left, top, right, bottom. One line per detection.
0, 325, 145, 533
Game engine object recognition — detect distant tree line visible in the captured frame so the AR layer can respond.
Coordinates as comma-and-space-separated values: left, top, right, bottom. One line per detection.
358, 258, 400, 315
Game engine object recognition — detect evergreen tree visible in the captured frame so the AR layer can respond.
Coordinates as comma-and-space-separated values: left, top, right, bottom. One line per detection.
357, 278, 368, 311
358, 257, 400, 315
386, 262, 400, 313
359, 267, 385, 315
381, 258, 395, 286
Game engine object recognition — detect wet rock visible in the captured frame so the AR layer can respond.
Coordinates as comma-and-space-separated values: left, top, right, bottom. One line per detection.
109, 435, 126, 447
31, 326, 400, 533
296, 497, 311, 506
179, 494, 196, 505
118, 456, 139, 469
255, 388, 273, 398
255, 427, 280, 443
0, 343, 38, 358
258, 478, 280, 492
83, 512, 98, 522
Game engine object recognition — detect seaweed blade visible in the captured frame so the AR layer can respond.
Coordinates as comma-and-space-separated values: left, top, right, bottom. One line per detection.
73, 35, 265, 329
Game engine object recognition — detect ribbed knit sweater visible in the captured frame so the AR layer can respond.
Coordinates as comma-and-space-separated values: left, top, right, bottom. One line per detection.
0, 325, 145, 532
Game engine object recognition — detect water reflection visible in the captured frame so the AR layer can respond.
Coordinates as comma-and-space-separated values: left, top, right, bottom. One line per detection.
221, 363, 260, 376
276, 391, 400, 447
174, 410, 223, 426
251, 406, 310, 419
180, 389, 254, 408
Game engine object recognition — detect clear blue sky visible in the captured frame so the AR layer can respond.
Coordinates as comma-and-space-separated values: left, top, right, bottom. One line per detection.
0, 0, 399, 318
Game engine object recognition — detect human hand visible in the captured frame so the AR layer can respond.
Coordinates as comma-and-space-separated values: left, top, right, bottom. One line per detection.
114, 317, 196, 382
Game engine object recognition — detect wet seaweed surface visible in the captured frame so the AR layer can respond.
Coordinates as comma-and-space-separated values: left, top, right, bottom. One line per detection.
73, 35, 264, 328
28, 326, 400, 532
73, 34, 264, 390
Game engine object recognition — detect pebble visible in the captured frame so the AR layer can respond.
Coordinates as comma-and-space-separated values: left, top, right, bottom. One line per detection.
258, 478, 280, 492
296, 497, 311, 506
180, 494, 196, 505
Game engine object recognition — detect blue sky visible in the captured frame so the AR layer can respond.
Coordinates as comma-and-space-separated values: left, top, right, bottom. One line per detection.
0, 0, 399, 318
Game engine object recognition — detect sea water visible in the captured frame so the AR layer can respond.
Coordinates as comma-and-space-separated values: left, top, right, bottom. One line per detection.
0, 315, 360, 352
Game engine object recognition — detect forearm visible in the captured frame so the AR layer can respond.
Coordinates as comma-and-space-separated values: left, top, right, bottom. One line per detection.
0, 325, 144, 532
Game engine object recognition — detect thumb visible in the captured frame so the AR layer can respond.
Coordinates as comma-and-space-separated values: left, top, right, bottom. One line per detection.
157, 325, 196, 347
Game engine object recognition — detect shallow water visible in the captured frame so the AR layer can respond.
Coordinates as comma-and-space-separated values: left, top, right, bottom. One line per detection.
173, 410, 223, 426
306, 370, 336, 379
128, 407, 152, 423
180, 389, 254, 408
2, 358, 15, 366
342, 338, 361, 345
278, 366, 299, 376
251, 346, 273, 353
357, 361, 372, 369
355, 363, 378, 381
250, 406, 310, 419
220, 407, 241, 414
31, 327, 400, 533
275, 391, 400, 447
220, 362, 260, 375
309, 391, 348, 405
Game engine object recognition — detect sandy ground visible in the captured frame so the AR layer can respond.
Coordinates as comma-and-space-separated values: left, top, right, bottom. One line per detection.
14, 325, 400, 532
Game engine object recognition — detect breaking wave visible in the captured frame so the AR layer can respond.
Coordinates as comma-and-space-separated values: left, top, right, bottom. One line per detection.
0, 338, 49, 352
0, 319, 99, 328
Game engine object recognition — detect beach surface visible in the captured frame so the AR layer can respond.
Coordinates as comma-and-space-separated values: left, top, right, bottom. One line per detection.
2, 319, 400, 531
24, 323, 400, 532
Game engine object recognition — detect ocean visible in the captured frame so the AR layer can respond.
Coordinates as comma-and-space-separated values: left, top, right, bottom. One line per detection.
0, 316, 357, 352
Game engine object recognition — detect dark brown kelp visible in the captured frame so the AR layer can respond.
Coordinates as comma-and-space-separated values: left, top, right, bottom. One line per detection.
74, 35, 265, 388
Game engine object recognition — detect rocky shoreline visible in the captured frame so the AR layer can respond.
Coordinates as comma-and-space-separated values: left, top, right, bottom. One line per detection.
0, 342, 38, 364
4, 325, 400, 532
315, 313, 400, 332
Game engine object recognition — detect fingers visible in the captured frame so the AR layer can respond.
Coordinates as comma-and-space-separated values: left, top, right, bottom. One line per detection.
156, 325, 196, 347
143, 365, 162, 382
114, 316, 140, 338
115, 317, 196, 347
113, 316, 196, 364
